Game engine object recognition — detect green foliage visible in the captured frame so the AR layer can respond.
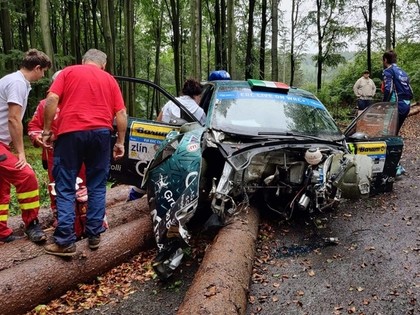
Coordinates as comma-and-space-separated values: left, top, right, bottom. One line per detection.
393, 42, 420, 102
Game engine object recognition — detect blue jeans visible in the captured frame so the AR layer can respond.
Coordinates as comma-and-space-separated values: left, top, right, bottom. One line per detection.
52, 129, 111, 245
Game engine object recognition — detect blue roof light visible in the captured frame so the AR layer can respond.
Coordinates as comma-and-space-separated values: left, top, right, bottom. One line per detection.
209, 70, 231, 81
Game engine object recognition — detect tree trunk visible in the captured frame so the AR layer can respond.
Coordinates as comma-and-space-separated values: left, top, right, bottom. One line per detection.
177, 205, 260, 315
271, 0, 279, 81
290, 0, 297, 86
39, 0, 56, 73
316, 0, 323, 91
227, 0, 236, 79
98, 0, 115, 72
2, 188, 147, 272
259, 0, 267, 80
8, 185, 132, 233
152, 7, 164, 119
0, 214, 154, 315
214, 0, 222, 69
0, 0, 13, 67
245, 0, 256, 79
167, 0, 181, 95
385, 0, 392, 50
124, 0, 135, 116
191, 0, 201, 79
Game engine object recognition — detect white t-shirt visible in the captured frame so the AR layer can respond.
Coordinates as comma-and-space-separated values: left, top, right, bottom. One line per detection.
161, 95, 206, 124
0, 71, 31, 145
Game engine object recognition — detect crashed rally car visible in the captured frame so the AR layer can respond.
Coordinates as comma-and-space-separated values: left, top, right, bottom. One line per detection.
110, 76, 403, 279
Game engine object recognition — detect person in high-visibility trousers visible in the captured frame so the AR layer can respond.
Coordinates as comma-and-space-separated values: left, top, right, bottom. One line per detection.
0, 49, 51, 243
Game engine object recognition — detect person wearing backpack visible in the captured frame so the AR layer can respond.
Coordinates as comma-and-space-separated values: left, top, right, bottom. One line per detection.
382, 50, 413, 133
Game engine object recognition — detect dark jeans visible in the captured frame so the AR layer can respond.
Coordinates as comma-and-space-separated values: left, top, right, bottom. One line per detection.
397, 100, 411, 133
357, 99, 372, 110
52, 129, 111, 245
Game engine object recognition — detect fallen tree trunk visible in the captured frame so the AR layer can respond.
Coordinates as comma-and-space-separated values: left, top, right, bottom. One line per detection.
0, 197, 148, 272
8, 185, 133, 233
0, 214, 154, 315
408, 103, 420, 116
177, 205, 260, 315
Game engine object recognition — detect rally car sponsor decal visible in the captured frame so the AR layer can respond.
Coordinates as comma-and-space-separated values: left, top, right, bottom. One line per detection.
353, 141, 387, 173
128, 122, 175, 161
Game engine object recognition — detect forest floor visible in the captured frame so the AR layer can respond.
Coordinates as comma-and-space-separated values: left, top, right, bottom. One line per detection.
26, 114, 419, 315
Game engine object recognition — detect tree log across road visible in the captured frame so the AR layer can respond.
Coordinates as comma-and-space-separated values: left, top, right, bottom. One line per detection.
0, 188, 154, 315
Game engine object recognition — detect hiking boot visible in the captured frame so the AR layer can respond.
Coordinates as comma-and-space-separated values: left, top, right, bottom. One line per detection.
44, 243, 76, 257
88, 235, 101, 250
25, 220, 47, 243
0, 234, 23, 243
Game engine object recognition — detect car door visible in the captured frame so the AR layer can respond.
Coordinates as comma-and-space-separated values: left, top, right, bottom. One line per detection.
344, 102, 403, 193
109, 76, 198, 187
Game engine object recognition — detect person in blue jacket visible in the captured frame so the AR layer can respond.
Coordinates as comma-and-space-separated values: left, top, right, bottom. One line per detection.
382, 50, 413, 133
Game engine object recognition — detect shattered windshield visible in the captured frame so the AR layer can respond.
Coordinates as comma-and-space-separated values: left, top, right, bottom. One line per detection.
210, 89, 343, 141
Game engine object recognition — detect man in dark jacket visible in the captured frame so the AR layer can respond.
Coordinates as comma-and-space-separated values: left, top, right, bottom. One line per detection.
382, 50, 413, 133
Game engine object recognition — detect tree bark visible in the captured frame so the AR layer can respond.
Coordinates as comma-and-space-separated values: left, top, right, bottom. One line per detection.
40, 0, 56, 73
245, 0, 255, 79
177, 205, 260, 315
271, 0, 279, 81
227, 0, 236, 79
98, 0, 115, 72
409, 103, 420, 116
1, 193, 148, 273
8, 185, 133, 233
0, 213, 154, 315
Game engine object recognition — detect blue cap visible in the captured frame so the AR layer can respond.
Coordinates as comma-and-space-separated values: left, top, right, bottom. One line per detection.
208, 70, 231, 81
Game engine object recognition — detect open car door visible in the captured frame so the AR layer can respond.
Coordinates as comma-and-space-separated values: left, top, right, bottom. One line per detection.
344, 102, 404, 193
109, 76, 200, 188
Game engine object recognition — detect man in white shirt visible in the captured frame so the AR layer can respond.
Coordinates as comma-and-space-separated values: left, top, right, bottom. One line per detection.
353, 70, 376, 116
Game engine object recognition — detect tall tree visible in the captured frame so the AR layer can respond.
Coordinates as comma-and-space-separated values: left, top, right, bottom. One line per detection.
360, 0, 373, 73
124, 0, 135, 115
245, 0, 255, 79
311, 0, 349, 91
289, 0, 307, 86
259, 0, 267, 80
98, 0, 115, 72
165, 0, 181, 94
271, 0, 279, 81
191, 0, 201, 79
0, 0, 13, 69
385, 0, 393, 50
214, 0, 223, 69
227, 0, 236, 78
40, 0, 55, 73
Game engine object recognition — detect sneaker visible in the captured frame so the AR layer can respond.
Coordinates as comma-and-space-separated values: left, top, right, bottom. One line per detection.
88, 235, 101, 250
44, 243, 76, 257
396, 164, 406, 177
25, 220, 47, 243
0, 234, 23, 243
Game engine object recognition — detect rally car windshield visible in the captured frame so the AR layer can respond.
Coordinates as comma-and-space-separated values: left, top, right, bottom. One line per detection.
210, 90, 343, 141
